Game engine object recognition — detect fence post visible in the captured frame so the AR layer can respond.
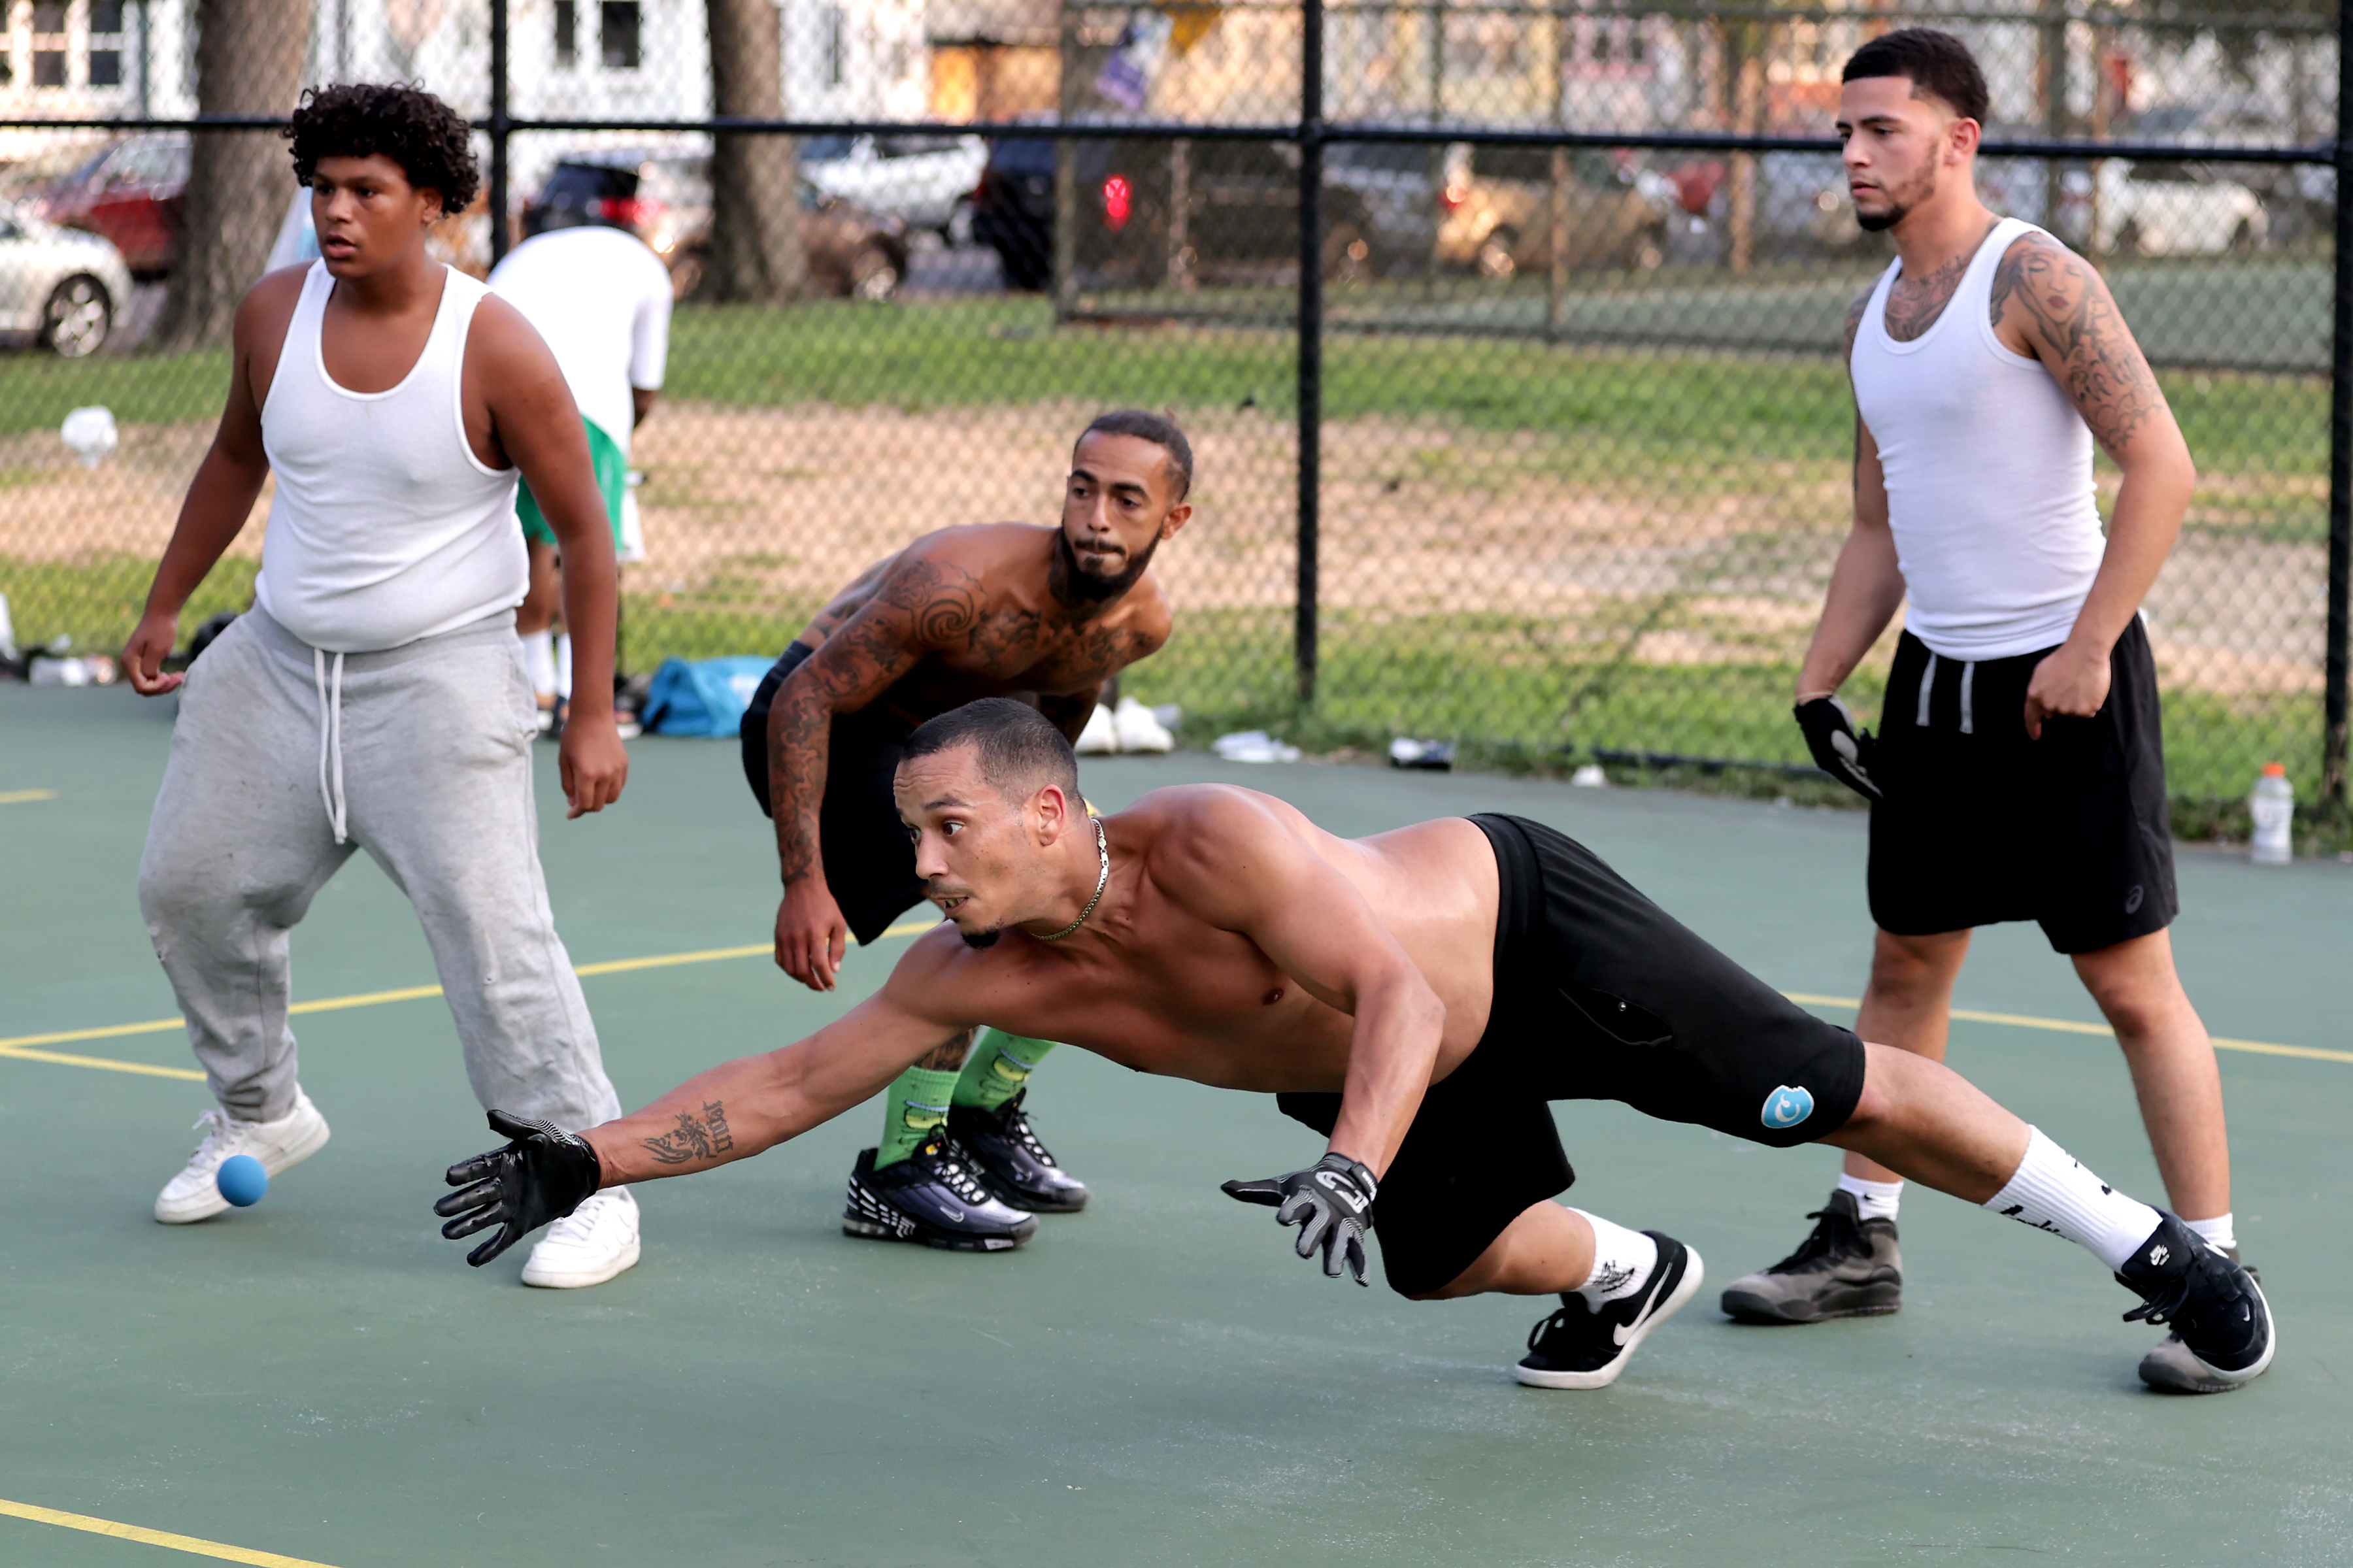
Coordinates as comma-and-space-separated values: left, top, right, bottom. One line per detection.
487, 0, 510, 267
1295, 0, 1323, 707
2327, 8, 2352, 813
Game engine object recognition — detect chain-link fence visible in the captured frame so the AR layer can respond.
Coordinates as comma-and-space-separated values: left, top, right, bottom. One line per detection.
0, 1, 2341, 827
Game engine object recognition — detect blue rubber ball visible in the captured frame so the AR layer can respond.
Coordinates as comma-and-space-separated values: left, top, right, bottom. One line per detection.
216, 1154, 268, 1208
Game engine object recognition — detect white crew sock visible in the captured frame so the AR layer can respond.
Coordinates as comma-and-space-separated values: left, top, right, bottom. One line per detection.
1982, 1126, 2163, 1271
1569, 1209, 1659, 1307
520, 629, 558, 701
2185, 1212, 2236, 1254
1837, 1171, 1905, 1223
555, 633, 574, 700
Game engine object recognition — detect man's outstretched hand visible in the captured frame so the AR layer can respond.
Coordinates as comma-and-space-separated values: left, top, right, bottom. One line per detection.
1222, 1152, 1379, 1287
434, 1110, 604, 1267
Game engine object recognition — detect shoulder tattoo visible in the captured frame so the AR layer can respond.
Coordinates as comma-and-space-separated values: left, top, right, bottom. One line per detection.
1988, 234, 2165, 454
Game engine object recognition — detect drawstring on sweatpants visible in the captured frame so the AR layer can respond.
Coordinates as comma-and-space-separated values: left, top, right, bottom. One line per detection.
1913, 650, 1980, 734
312, 647, 348, 844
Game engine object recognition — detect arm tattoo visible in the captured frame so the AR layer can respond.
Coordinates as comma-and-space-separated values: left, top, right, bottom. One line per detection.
768, 558, 983, 883
1989, 234, 2165, 455
641, 1101, 735, 1165
1840, 284, 1871, 366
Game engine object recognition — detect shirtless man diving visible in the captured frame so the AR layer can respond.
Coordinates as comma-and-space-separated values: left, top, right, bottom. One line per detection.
733, 410, 1190, 1250
440, 699, 2273, 1395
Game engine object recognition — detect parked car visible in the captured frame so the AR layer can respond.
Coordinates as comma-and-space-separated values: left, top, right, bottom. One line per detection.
0, 205, 133, 356
1437, 144, 1670, 276
2094, 160, 2265, 257
32, 131, 188, 278
969, 133, 1420, 293
522, 150, 909, 300
799, 133, 987, 236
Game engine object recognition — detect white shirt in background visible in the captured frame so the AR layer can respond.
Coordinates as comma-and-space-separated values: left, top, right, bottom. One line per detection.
487, 225, 673, 458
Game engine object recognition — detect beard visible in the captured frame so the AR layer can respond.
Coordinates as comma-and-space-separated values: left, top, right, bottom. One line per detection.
1056, 525, 1161, 603
1853, 160, 1937, 233
959, 927, 1002, 949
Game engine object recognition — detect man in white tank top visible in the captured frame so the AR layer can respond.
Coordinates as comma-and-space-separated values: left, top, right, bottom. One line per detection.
1718, 31, 2254, 1394
118, 85, 642, 1290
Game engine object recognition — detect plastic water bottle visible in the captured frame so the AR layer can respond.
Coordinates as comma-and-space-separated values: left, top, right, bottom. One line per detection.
2249, 762, 2293, 865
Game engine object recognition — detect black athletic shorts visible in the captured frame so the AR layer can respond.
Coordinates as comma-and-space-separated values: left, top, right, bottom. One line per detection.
1276, 813, 1867, 1297
737, 642, 927, 946
1867, 620, 2176, 956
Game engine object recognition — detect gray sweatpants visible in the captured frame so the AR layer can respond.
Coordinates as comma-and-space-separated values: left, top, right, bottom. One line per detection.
137, 606, 623, 1131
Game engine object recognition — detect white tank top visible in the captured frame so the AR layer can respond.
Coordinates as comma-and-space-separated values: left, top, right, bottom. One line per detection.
253, 261, 526, 654
1850, 216, 2106, 661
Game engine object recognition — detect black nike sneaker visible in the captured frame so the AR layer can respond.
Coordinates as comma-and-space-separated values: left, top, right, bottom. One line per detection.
2118, 1214, 2273, 1394
841, 1135, 1038, 1252
1718, 1188, 1902, 1324
947, 1090, 1089, 1213
1514, 1232, 1703, 1390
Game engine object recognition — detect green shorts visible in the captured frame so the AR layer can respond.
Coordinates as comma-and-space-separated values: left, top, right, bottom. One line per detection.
516, 416, 627, 549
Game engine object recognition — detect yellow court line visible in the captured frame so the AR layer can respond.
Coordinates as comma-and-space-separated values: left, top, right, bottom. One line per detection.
0, 1495, 341, 1567
0, 788, 59, 805
1784, 992, 2353, 1065
0, 921, 944, 1067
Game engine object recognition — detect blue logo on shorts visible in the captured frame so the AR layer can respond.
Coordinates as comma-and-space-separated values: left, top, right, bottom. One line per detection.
1761, 1084, 1815, 1131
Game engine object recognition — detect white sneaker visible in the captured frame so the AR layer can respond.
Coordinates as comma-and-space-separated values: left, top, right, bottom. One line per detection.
154, 1089, 332, 1224
520, 1187, 641, 1288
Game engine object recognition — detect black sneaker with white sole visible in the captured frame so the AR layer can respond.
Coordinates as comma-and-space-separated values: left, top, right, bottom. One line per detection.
2118, 1213, 2273, 1394
842, 1135, 1038, 1252
1514, 1233, 1703, 1390
948, 1090, 1088, 1213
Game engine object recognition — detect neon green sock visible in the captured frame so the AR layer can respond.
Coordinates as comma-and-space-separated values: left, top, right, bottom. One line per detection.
952, 1030, 1060, 1112
873, 1065, 961, 1169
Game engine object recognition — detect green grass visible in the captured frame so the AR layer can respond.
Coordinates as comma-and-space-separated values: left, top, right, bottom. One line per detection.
0, 291, 2328, 815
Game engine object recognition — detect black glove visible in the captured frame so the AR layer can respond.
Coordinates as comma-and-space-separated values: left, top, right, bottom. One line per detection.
434, 1109, 604, 1267
1794, 695, 1882, 802
1221, 1152, 1379, 1287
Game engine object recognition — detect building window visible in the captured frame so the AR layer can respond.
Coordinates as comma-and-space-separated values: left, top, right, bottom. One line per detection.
88, 0, 124, 86
32, 0, 68, 86
598, 0, 639, 69
554, 0, 577, 66
822, 5, 846, 87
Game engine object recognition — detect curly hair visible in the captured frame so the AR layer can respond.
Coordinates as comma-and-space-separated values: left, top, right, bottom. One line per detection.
282, 83, 480, 216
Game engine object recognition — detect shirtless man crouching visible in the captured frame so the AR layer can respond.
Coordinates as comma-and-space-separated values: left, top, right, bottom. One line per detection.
439, 699, 2273, 1394
736, 409, 1190, 1254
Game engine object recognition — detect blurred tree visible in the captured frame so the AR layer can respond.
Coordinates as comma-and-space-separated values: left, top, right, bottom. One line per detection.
706, 0, 807, 301
153, 0, 314, 348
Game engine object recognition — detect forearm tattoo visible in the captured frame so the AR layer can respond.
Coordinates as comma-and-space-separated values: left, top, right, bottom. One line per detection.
1989, 235, 2166, 456
641, 1101, 735, 1165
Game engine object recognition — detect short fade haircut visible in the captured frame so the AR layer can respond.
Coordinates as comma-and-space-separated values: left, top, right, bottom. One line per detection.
1843, 28, 1990, 127
283, 83, 480, 216
1080, 408, 1194, 502
902, 698, 1081, 803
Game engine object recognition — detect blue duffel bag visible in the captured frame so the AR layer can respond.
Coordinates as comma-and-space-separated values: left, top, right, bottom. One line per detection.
639, 655, 775, 737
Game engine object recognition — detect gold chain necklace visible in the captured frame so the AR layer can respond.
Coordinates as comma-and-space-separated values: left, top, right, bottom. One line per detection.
1037, 817, 1109, 942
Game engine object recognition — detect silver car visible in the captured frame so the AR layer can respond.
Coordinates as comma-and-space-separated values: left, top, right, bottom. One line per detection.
0, 205, 132, 357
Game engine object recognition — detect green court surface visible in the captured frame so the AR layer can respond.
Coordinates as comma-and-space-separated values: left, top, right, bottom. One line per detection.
3, 682, 2348, 1568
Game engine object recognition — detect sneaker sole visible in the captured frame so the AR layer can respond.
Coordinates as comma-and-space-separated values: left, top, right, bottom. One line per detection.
521, 1233, 642, 1289
1719, 1280, 1902, 1325
2137, 1278, 2276, 1394
153, 1112, 334, 1225
841, 1213, 1032, 1251
976, 1178, 1089, 1214
1515, 1245, 1705, 1391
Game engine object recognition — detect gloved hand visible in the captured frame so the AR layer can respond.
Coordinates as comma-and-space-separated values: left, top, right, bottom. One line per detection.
1794, 694, 1882, 802
434, 1109, 604, 1267
1222, 1152, 1379, 1286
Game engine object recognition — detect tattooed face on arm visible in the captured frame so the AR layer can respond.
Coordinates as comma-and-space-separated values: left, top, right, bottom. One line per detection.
641, 1101, 736, 1166
1988, 233, 2172, 458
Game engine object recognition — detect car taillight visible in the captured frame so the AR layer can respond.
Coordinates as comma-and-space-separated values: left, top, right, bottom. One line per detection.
596, 196, 661, 227
1103, 174, 1131, 231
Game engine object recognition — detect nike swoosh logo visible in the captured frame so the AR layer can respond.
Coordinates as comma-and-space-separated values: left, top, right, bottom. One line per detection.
1612, 1267, 1671, 1344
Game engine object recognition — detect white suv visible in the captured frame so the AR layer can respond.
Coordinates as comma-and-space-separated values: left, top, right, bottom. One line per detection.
800, 133, 988, 237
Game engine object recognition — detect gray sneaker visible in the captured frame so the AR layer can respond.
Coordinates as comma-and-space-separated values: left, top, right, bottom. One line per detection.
1720, 1189, 1902, 1324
